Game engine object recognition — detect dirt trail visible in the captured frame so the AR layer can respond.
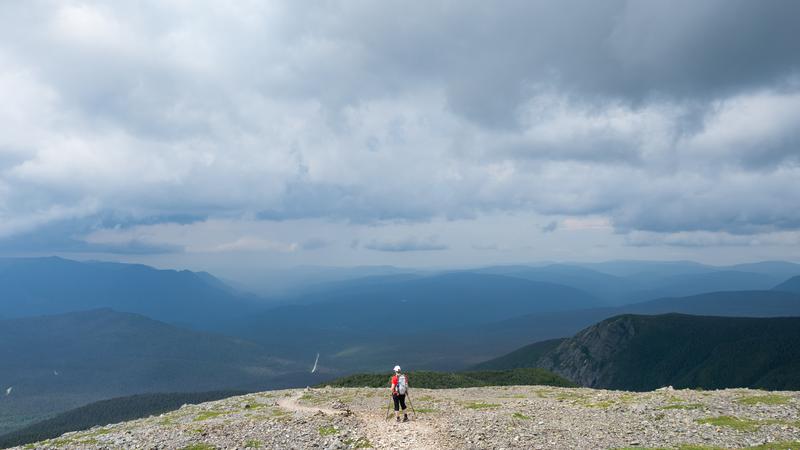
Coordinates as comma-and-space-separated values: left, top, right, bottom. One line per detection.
276, 392, 341, 415
277, 392, 449, 450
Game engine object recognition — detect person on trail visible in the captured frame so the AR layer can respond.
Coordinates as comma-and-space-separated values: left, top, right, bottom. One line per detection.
390, 365, 409, 422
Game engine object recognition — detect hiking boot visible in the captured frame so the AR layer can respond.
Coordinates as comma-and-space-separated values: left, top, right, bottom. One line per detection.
396, 416, 401, 422
402, 415, 409, 422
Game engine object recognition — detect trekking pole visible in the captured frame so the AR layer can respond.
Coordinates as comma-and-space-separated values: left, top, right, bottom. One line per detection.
406, 391, 416, 420
385, 395, 393, 420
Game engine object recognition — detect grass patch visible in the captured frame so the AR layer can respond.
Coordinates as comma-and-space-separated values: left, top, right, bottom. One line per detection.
84, 428, 111, 436
193, 411, 226, 421
696, 415, 761, 432
413, 408, 436, 413
159, 417, 176, 426
299, 392, 326, 406
319, 425, 339, 436
512, 412, 531, 420
555, 392, 587, 401
344, 437, 373, 448
613, 447, 669, 450
661, 403, 704, 410
243, 402, 268, 411
615, 446, 724, 450
244, 439, 262, 448
271, 407, 291, 417
500, 394, 527, 399
582, 400, 615, 408
552, 391, 618, 408
749, 442, 800, 450
676, 446, 725, 450
46, 437, 99, 447
736, 394, 791, 406
180, 445, 216, 450
464, 402, 500, 410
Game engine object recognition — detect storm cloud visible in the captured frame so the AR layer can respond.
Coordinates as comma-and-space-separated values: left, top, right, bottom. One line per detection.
1, 0, 799, 261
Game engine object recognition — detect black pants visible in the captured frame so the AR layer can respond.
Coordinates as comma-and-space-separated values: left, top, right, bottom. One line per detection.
393, 393, 407, 411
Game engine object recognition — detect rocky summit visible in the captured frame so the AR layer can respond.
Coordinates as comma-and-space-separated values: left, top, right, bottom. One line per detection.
9, 386, 800, 450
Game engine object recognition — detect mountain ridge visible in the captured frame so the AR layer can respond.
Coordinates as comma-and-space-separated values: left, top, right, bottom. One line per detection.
481, 313, 800, 391
0, 257, 259, 330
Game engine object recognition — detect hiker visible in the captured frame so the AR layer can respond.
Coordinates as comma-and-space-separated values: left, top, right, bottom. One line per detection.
390, 365, 409, 422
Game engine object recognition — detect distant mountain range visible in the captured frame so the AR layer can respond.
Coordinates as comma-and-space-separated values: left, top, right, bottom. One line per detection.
469, 262, 797, 305
445, 289, 800, 366
0, 257, 258, 330
0, 309, 320, 435
3, 257, 798, 330
2, 256, 800, 436
243, 260, 800, 299
241, 271, 602, 333
478, 313, 800, 391
3, 256, 799, 375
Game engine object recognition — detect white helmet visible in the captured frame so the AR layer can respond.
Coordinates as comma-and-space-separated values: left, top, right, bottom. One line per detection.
393, 365, 401, 372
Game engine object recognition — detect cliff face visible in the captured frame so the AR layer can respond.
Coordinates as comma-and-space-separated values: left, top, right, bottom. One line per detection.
537, 315, 639, 388
535, 313, 800, 391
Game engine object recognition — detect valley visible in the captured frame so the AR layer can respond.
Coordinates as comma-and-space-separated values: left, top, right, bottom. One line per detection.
2, 257, 800, 445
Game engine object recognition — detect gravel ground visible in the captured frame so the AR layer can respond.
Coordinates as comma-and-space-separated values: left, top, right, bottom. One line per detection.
8, 385, 800, 449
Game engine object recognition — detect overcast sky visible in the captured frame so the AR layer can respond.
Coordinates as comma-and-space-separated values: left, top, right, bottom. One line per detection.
1, 0, 799, 278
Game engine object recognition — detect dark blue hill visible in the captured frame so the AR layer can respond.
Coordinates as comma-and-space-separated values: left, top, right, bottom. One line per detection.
773, 275, 800, 294
0, 257, 258, 329
245, 272, 600, 336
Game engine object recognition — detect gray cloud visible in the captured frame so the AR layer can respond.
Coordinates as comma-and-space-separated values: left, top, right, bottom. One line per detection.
0, 220, 183, 254
364, 237, 448, 252
300, 238, 329, 251
541, 221, 559, 233
0, 0, 799, 256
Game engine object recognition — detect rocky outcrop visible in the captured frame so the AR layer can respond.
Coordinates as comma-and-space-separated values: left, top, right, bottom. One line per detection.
9, 385, 800, 449
537, 314, 639, 388
534, 313, 800, 391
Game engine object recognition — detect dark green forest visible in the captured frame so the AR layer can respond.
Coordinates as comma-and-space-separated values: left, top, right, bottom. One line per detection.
320, 368, 576, 389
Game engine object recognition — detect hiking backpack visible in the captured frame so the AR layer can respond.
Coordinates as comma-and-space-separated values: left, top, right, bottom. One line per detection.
396, 374, 408, 395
